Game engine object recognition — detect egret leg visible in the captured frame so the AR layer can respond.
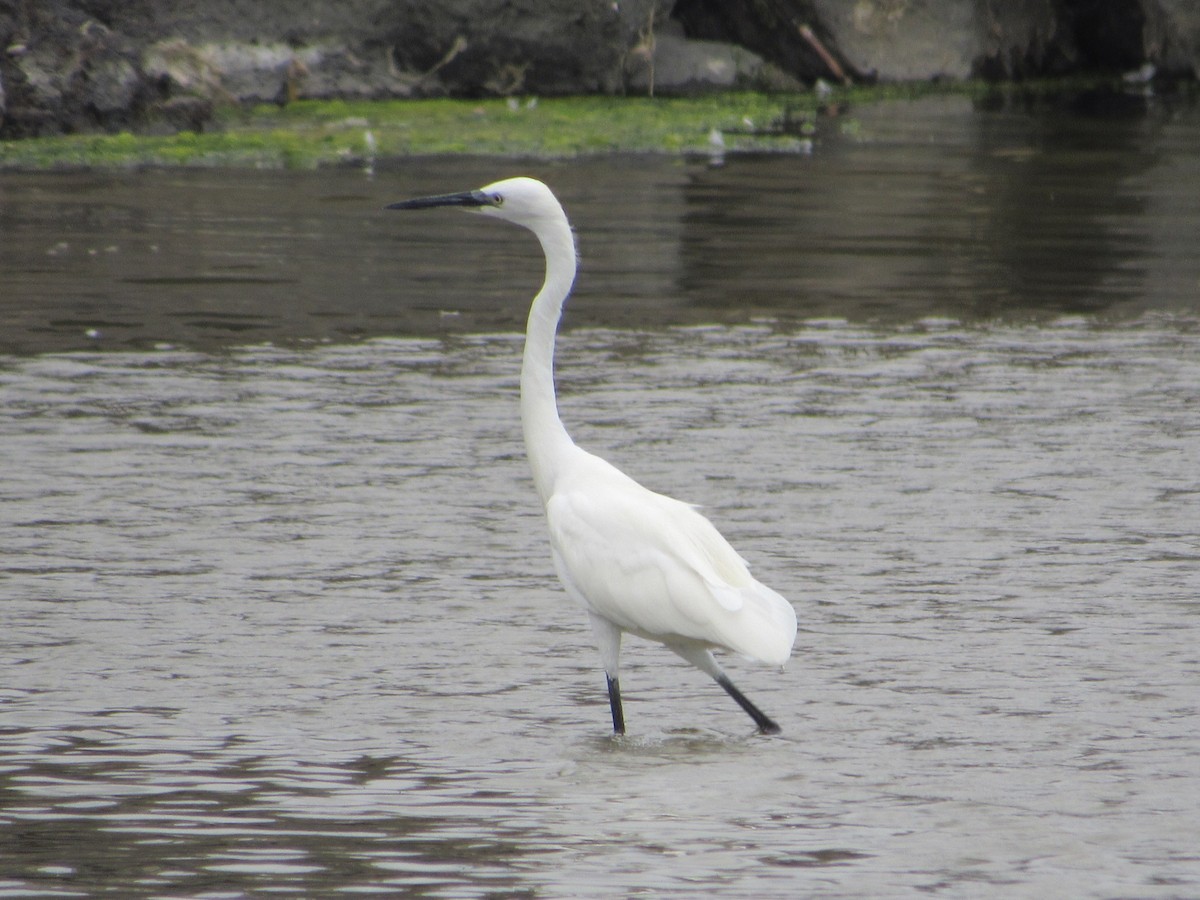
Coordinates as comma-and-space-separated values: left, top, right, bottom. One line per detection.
588, 613, 626, 734
716, 674, 781, 735
668, 643, 782, 735
606, 674, 626, 735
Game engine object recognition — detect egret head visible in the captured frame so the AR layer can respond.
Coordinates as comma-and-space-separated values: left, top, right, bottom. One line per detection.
387, 177, 563, 232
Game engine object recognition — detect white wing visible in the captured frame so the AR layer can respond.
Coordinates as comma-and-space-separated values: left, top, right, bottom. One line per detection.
545, 452, 796, 665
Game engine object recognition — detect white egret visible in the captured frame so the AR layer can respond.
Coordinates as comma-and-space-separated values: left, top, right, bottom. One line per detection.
388, 177, 797, 734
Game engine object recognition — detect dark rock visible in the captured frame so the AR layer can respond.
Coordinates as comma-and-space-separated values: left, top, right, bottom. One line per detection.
152, 95, 214, 134
672, 0, 862, 82
1145, 0, 1200, 76
625, 23, 805, 94
672, 0, 1200, 82
2, 5, 149, 135
976, 0, 1078, 78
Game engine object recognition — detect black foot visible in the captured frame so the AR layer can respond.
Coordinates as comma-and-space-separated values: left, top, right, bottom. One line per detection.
716, 674, 781, 734
606, 674, 626, 735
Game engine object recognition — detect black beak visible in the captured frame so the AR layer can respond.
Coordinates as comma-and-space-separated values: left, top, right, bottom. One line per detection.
386, 190, 493, 211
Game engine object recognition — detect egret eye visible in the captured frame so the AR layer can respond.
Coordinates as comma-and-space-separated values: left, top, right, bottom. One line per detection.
491, 193, 504, 206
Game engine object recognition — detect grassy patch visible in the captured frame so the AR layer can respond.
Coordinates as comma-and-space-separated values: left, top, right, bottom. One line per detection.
0, 85, 988, 170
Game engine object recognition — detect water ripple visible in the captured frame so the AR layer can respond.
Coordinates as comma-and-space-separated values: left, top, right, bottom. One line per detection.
2, 316, 1198, 896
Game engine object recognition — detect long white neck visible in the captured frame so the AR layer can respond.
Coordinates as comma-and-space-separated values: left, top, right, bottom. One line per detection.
521, 207, 580, 505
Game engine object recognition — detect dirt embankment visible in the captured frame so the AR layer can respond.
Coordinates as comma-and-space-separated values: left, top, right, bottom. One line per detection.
1, 0, 1196, 138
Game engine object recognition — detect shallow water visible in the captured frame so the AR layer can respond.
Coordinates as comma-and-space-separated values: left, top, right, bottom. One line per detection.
2, 94, 1200, 897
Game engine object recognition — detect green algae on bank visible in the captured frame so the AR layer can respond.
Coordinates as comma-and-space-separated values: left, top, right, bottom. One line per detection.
0, 78, 1167, 170
0, 93, 832, 169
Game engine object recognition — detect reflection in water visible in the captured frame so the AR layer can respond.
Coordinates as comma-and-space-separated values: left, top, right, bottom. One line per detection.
679, 95, 1197, 322
2, 94, 1199, 896
0, 96, 1197, 355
